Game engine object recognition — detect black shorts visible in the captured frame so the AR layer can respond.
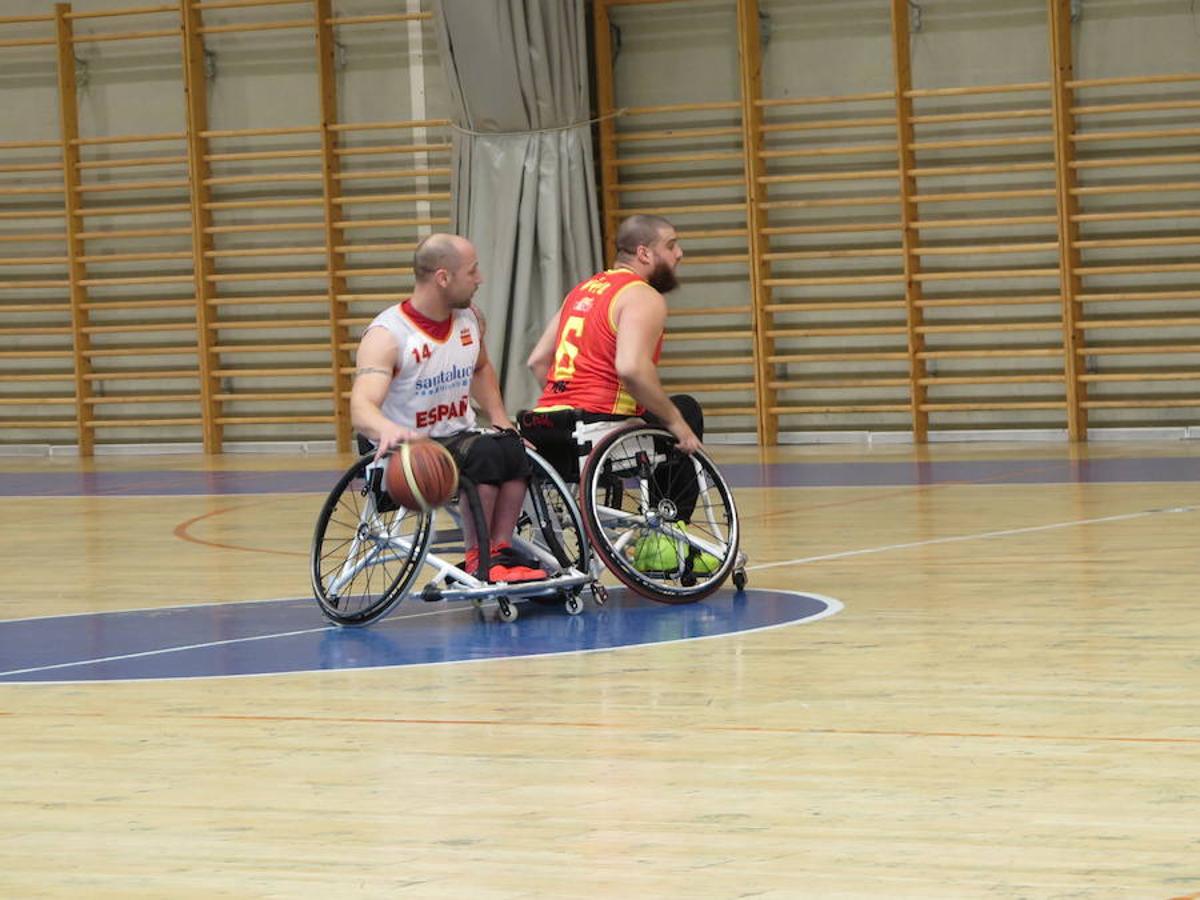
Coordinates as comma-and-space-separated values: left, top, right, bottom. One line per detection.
517, 408, 621, 482
439, 429, 530, 487
518, 395, 704, 483
356, 429, 531, 489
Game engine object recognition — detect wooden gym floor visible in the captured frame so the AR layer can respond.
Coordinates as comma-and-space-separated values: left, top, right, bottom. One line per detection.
0, 439, 1197, 897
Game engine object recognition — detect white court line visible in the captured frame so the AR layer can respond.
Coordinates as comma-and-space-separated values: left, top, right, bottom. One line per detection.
0, 594, 845, 683
6, 505, 1192, 681
747, 505, 1196, 572
0, 605, 460, 679
0, 625, 331, 678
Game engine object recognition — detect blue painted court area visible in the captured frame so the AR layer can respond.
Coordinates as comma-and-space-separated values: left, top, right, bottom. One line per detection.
0, 454, 1197, 497
0, 588, 839, 683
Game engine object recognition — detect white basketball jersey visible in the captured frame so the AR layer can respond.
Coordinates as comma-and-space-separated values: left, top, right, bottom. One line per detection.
364, 302, 480, 438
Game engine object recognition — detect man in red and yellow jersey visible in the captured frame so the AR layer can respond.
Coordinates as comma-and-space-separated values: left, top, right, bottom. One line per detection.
526, 214, 702, 454
525, 215, 714, 575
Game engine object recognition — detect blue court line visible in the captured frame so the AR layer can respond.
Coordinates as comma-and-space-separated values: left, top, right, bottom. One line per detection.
1, 455, 1197, 497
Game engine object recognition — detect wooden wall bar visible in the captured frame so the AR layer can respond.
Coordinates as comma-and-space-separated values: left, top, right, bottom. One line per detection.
0, 1, 448, 452
594, 0, 1200, 442
594, 1, 763, 438
314, 0, 351, 453
735, 0, 776, 444
182, 0, 221, 452
1048, 0, 1087, 440
1067, 71, 1200, 422
59, 4, 202, 450
0, 12, 74, 445
4, 1, 1199, 449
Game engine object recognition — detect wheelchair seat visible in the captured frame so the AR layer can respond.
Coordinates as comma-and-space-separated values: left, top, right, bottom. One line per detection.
517, 408, 624, 485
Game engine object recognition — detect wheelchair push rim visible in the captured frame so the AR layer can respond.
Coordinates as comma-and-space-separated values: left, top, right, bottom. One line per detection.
310, 453, 434, 627
578, 423, 740, 604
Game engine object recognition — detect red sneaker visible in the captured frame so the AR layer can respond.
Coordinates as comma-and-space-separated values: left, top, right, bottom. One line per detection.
467, 548, 547, 582
491, 542, 545, 571
465, 548, 486, 579
488, 563, 547, 582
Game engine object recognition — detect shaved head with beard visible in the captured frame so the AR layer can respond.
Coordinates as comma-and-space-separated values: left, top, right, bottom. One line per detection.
615, 214, 681, 293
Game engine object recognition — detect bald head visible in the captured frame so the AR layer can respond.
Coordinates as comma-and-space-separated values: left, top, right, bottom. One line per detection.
409, 232, 482, 312
413, 233, 469, 283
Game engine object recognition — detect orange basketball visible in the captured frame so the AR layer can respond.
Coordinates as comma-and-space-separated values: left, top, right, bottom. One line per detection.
384, 439, 458, 511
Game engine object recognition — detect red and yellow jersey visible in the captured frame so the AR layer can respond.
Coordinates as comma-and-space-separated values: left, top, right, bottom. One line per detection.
535, 268, 662, 416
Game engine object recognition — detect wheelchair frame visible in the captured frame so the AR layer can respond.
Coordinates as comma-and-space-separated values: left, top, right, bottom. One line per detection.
311, 445, 596, 626
310, 423, 746, 627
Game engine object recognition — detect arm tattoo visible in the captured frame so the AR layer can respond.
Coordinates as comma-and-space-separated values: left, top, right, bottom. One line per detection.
355, 366, 391, 378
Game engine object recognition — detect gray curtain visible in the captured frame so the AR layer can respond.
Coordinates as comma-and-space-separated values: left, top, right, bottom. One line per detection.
434, 0, 603, 412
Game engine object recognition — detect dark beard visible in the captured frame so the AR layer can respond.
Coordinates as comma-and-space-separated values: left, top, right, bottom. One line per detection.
646, 260, 678, 294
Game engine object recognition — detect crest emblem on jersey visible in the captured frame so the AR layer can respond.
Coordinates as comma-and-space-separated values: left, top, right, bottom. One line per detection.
459, 328, 473, 346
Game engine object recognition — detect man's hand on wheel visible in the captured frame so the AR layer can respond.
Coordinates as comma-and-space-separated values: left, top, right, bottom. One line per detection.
669, 420, 701, 455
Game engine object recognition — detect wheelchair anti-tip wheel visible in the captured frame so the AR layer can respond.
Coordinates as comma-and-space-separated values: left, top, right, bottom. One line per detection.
311, 453, 434, 626
578, 423, 740, 604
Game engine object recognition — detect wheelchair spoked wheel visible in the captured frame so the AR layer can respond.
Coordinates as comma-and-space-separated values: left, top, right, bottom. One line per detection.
311, 453, 435, 626
516, 448, 591, 615
578, 423, 740, 604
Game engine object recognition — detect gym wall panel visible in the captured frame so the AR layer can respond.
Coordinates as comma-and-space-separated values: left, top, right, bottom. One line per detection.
595, 0, 1200, 443
0, 12, 77, 445
755, 2, 909, 439
600, 0, 762, 438
0, 0, 450, 454
6, 1, 1199, 450
1066, 0, 1200, 429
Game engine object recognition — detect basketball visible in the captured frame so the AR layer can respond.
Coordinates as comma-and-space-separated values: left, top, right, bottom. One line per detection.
384, 439, 458, 511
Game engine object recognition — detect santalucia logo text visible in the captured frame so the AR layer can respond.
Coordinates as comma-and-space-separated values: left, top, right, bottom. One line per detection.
414, 364, 473, 395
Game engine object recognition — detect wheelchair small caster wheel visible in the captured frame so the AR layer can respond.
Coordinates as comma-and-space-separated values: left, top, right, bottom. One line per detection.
497, 598, 518, 623
680, 572, 697, 588
733, 569, 747, 591
590, 583, 608, 607
420, 583, 442, 603
564, 595, 583, 616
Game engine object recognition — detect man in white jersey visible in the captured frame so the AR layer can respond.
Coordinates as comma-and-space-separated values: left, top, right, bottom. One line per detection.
351, 233, 545, 582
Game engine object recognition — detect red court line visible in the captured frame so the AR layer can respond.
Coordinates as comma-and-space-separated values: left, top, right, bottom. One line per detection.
173, 505, 307, 557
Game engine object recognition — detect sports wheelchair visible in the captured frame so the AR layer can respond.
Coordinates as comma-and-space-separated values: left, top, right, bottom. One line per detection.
310, 421, 746, 627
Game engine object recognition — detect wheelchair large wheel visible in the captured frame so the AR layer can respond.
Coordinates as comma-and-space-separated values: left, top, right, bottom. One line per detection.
578, 423, 739, 604
515, 448, 590, 576
311, 453, 434, 626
